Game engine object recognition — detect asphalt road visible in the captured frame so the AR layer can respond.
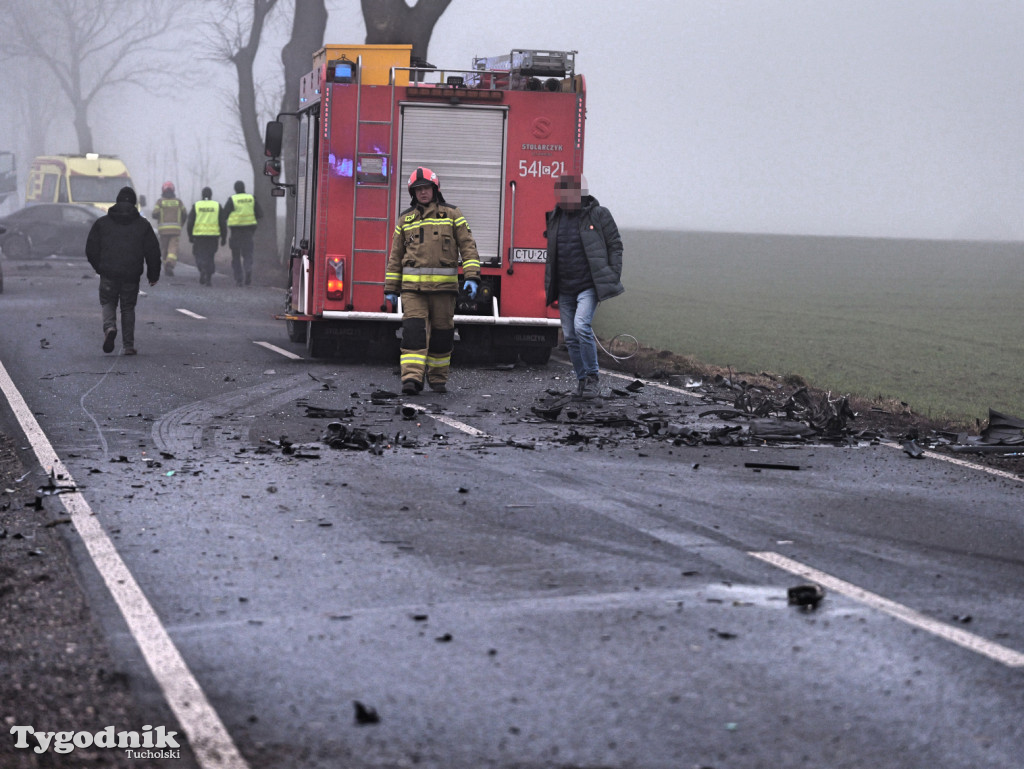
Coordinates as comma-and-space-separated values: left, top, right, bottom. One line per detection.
1, 256, 1023, 769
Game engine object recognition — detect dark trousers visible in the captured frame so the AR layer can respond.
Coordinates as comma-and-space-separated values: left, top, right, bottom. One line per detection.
193, 237, 219, 283
99, 276, 140, 347
228, 228, 255, 284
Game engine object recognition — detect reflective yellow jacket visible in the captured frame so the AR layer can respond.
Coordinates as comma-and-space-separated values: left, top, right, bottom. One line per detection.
385, 200, 481, 294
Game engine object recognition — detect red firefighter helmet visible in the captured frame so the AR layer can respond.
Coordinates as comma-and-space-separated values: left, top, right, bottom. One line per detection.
407, 167, 439, 191
161, 181, 175, 194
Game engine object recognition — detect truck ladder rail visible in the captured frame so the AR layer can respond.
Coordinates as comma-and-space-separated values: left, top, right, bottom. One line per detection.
349, 54, 398, 307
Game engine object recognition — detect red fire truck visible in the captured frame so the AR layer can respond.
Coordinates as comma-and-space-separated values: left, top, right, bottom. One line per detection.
263, 44, 585, 362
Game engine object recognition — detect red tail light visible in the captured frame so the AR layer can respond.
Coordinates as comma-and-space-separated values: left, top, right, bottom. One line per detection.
326, 255, 345, 300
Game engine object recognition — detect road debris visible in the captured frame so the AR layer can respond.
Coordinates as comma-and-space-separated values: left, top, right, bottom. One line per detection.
353, 700, 380, 725
787, 583, 825, 610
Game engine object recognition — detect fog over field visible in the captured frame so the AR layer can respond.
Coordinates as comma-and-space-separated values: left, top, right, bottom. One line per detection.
3, 1, 1024, 240
597, 230, 1024, 421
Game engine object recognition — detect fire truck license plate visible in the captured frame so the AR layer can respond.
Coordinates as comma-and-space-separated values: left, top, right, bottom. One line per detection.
513, 248, 547, 263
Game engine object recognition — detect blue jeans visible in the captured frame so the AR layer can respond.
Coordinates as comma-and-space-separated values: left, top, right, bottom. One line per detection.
559, 288, 599, 381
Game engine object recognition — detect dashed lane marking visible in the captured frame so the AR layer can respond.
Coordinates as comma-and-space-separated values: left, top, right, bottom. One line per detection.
403, 403, 489, 437
0, 360, 251, 769
880, 440, 1023, 484
176, 308, 207, 320
254, 340, 303, 360
749, 551, 1024, 668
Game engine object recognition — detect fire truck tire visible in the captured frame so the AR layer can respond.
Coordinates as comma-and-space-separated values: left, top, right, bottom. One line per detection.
305, 322, 330, 358
518, 346, 552, 365
286, 318, 307, 343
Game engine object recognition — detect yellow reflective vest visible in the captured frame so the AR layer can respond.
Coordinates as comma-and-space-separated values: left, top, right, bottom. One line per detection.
226, 193, 257, 227
192, 200, 222, 237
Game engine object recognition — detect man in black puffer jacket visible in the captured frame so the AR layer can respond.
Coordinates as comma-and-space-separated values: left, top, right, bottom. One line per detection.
86, 186, 161, 355
544, 173, 624, 400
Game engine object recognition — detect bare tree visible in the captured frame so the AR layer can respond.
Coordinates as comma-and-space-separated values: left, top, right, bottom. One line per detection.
213, 0, 453, 282
2, 0, 183, 154
279, 0, 328, 264
204, 0, 288, 281
361, 0, 453, 62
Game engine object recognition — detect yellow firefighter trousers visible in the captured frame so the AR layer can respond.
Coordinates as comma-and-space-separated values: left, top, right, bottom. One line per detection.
159, 232, 180, 265
399, 292, 456, 387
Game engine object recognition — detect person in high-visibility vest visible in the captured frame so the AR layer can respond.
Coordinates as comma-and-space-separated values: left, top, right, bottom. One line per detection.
222, 180, 263, 286
150, 181, 187, 277
384, 167, 481, 395
186, 187, 225, 286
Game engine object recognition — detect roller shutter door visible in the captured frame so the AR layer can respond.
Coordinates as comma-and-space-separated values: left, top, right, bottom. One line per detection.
398, 105, 507, 265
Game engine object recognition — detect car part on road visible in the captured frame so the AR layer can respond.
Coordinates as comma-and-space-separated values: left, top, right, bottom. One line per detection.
787, 583, 825, 610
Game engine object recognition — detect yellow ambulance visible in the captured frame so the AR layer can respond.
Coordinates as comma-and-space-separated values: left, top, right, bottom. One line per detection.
25, 153, 135, 211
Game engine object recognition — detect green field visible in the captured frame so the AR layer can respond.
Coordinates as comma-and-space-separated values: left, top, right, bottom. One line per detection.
595, 230, 1024, 422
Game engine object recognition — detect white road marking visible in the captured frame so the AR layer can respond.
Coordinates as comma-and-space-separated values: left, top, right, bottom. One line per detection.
176, 308, 207, 320
403, 403, 489, 437
749, 551, 1024, 668
0, 360, 250, 769
254, 340, 303, 360
881, 440, 1023, 484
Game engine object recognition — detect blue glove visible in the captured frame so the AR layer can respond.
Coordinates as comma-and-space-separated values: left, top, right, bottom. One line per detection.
385, 292, 399, 306
464, 280, 479, 300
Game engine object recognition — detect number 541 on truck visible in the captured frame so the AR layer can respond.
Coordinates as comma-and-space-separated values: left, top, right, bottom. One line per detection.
264, 44, 586, 363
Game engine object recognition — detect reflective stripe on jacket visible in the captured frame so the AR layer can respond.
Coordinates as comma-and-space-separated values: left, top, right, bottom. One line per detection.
226, 193, 257, 227
192, 200, 222, 237
384, 201, 481, 294
152, 198, 186, 233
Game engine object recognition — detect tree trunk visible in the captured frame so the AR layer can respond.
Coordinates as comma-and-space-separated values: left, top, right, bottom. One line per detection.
73, 106, 94, 154
231, 0, 280, 285
361, 0, 452, 62
279, 0, 328, 266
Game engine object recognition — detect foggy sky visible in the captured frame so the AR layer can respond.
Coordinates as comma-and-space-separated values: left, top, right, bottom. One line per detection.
5, 0, 1024, 240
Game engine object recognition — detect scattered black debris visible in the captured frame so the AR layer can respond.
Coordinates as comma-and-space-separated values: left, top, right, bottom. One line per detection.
320, 423, 386, 453
304, 405, 356, 419
946, 409, 1024, 454
435, 632, 453, 642
953, 614, 972, 624
39, 339, 50, 349
744, 462, 801, 472
37, 469, 77, 497
902, 440, 926, 459
353, 700, 380, 725
787, 584, 825, 610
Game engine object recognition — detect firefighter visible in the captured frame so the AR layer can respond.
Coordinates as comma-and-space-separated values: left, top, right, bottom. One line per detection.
150, 181, 187, 277
384, 167, 481, 395
223, 180, 262, 286
186, 187, 225, 286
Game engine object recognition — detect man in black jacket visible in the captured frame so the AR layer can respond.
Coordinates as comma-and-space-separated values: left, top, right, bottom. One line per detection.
86, 186, 161, 355
544, 174, 624, 399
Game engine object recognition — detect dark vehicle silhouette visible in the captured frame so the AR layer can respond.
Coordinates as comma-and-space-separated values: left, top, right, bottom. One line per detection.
0, 203, 102, 260
0, 151, 15, 204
